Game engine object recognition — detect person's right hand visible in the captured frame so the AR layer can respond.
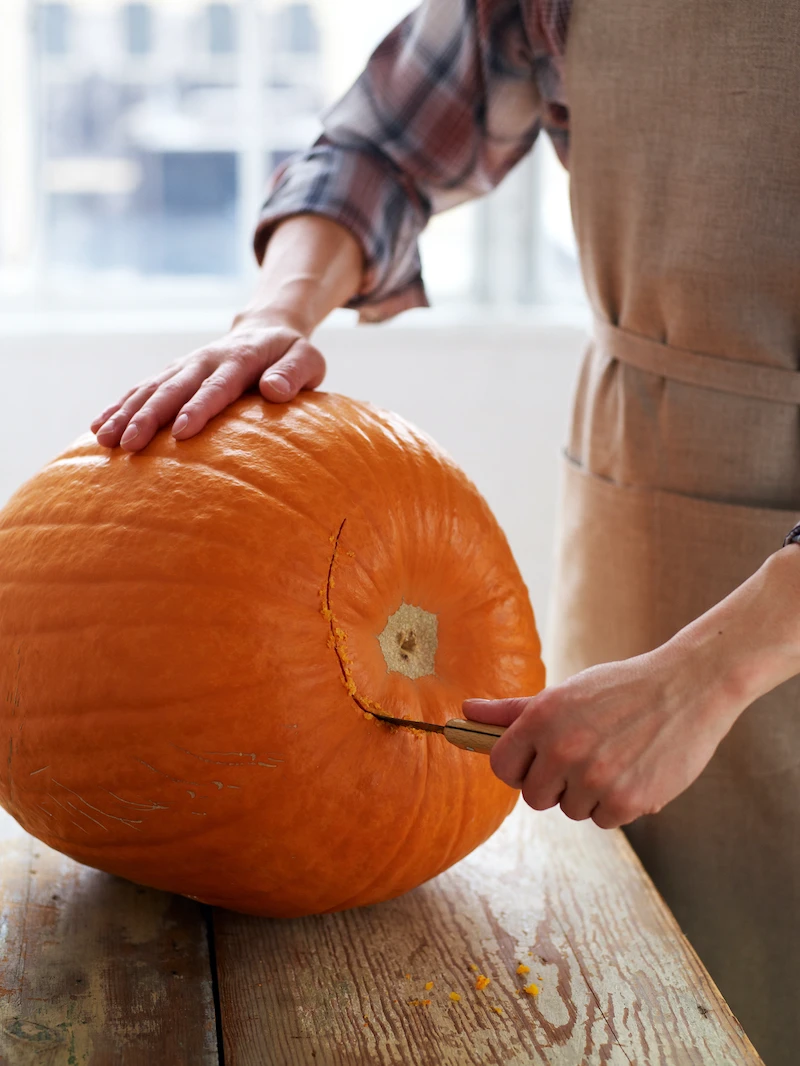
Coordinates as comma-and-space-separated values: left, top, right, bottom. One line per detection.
91, 319, 326, 452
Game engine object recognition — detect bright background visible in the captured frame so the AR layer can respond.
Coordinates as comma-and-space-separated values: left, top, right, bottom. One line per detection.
0, 0, 590, 653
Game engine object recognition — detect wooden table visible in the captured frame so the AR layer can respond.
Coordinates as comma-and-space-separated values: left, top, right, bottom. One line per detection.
0, 803, 763, 1066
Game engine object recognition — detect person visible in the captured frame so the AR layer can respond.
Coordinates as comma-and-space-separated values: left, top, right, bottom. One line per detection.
92, 2, 799, 1061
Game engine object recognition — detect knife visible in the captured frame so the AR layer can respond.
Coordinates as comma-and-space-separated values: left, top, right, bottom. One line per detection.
372, 714, 506, 755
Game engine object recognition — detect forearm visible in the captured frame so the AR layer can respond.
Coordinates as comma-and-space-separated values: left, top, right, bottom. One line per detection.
466, 543, 800, 829
234, 215, 364, 337
660, 544, 800, 720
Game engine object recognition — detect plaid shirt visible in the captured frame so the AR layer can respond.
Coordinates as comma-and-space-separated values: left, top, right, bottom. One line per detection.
254, 0, 572, 322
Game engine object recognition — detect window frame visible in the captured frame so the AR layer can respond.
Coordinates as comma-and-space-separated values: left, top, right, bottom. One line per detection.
1, 0, 584, 316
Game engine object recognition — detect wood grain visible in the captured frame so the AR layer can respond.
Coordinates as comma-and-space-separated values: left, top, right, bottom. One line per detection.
214, 804, 764, 1066
0, 809, 219, 1066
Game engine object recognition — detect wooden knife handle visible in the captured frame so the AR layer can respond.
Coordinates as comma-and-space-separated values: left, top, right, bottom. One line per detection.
442, 719, 506, 755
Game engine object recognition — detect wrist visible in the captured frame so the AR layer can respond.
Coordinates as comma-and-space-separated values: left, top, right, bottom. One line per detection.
234, 215, 363, 339
743, 546, 800, 691
664, 547, 800, 718
230, 303, 313, 338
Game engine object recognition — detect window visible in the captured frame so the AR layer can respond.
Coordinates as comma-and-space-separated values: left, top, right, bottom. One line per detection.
276, 4, 319, 54
38, 2, 70, 56
1, 0, 583, 314
123, 3, 153, 57
207, 3, 237, 55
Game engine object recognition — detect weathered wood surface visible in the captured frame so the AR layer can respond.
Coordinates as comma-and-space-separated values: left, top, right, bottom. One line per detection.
215, 804, 764, 1066
1, 799, 765, 1066
0, 808, 218, 1066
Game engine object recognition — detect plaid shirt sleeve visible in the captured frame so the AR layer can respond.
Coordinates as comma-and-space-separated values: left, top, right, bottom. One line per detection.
254, 0, 568, 323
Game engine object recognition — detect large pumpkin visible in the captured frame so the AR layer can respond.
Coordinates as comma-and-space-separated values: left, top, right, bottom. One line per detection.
0, 393, 544, 917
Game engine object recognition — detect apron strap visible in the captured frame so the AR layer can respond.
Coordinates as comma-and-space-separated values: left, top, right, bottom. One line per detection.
595, 319, 800, 405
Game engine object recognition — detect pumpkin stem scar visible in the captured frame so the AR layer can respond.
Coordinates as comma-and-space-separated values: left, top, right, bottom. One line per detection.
320, 520, 385, 721
377, 604, 437, 680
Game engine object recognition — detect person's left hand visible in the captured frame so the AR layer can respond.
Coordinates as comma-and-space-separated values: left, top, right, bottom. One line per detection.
463, 643, 744, 829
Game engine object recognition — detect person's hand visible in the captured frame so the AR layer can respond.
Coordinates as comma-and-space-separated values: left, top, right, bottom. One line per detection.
91, 318, 326, 452
91, 214, 362, 451
463, 641, 746, 829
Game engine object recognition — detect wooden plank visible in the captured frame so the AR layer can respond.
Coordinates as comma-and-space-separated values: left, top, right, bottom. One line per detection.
0, 808, 219, 1066
214, 804, 763, 1066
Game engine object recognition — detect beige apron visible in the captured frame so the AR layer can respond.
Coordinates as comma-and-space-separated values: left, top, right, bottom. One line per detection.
547, 2, 800, 1062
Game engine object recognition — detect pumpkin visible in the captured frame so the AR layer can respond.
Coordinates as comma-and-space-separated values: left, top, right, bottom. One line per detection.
0, 393, 544, 917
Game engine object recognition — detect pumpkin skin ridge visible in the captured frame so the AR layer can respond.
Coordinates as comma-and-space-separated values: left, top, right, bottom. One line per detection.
118, 452, 334, 536
317, 560, 442, 916
315, 519, 515, 914
42, 426, 344, 550
317, 742, 433, 914
0, 518, 244, 555
236, 410, 386, 513
320, 516, 444, 729
220, 400, 402, 536
314, 402, 535, 895
48, 431, 349, 547
46, 454, 107, 475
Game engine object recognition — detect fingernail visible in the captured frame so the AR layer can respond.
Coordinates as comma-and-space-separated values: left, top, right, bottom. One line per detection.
264, 374, 290, 396
464, 698, 492, 704
172, 414, 188, 435
120, 423, 139, 446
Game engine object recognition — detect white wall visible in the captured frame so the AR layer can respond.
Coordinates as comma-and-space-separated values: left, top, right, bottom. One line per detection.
0, 313, 586, 652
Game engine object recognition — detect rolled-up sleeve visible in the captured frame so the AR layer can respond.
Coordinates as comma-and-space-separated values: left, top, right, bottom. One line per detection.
254, 0, 549, 323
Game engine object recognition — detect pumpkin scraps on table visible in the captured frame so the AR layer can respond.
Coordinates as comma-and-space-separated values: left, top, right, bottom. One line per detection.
0, 392, 545, 917
404, 960, 543, 1015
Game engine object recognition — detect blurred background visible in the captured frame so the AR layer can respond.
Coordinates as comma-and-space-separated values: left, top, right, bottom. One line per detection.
0, 0, 589, 649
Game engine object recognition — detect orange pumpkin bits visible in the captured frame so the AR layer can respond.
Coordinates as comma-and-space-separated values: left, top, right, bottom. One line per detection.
0, 393, 545, 917
424, 981, 434, 991
449, 992, 461, 1003
474, 975, 491, 991
524, 983, 540, 997
516, 963, 531, 975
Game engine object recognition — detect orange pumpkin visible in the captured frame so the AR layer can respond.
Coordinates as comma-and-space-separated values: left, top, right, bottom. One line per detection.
0, 393, 544, 917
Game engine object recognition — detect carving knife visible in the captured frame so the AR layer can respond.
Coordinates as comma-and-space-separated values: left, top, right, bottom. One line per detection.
373, 714, 506, 755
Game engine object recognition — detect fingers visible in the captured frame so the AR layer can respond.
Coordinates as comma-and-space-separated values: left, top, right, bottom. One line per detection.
95, 369, 181, 449
518, 759, 600, 821
520, 762, 567, 812
259, 339, 326, 403
92, 389, 150, 436
118, 363, 225, 450
591, 787, 646, 830
592, 805, 626, 831
91, 380, 149, 433
462, 696, 531, 727
516, 754, 643, 826
90, 402, 123, 434
557, 783, 598, 822
169, 356, 269, 442
488, 696, 550, 789
484, 691, 604, 818
93, 330, 325, 452
518, 740, 605, 820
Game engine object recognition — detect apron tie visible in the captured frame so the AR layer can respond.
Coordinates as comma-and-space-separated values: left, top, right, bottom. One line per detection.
595, 319, 800, 406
